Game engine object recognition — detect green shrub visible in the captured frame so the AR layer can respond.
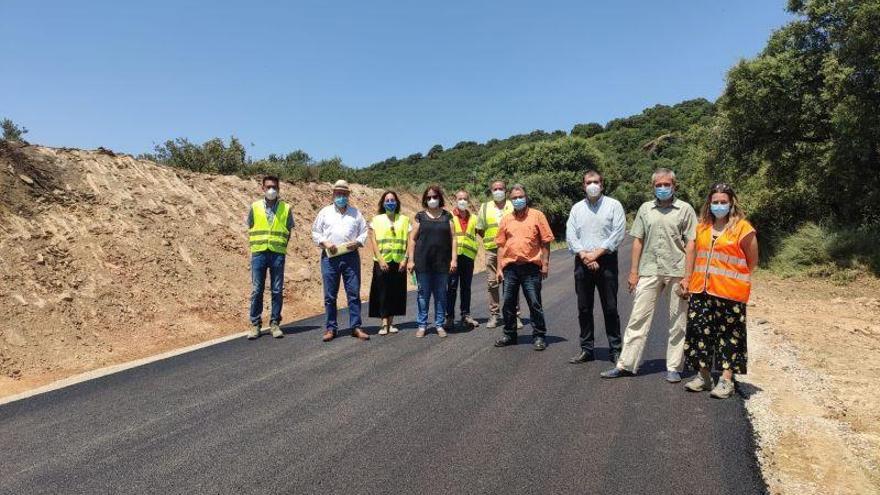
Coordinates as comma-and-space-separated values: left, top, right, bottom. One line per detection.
767, 222, 880, 279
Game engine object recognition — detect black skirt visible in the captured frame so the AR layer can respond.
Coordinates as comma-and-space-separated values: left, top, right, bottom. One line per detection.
368, 261, 407, 318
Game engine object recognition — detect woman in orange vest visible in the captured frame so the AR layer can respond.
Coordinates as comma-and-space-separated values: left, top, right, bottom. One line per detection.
683, 183, 759, 399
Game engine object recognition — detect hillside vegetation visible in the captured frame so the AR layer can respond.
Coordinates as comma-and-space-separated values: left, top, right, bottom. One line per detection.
6, 0, 875, 277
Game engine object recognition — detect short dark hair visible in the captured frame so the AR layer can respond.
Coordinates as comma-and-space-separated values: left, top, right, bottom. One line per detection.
377, 190, 402, 214
421, 184, 445, 209
262, 175, 280, 186
584, 169, 603, 185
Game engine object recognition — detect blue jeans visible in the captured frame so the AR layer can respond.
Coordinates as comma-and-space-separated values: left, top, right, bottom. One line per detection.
321, 251, 362, 332
250, 251, 286, 325
502, 263, 546, 337
446, 255, 474, 320
416, 271, 449, 328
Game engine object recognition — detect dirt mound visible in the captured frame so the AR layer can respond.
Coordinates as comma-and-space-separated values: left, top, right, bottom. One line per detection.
0, 141, 420, 397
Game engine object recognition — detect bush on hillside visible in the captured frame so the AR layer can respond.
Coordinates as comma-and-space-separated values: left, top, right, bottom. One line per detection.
1, 118, 28, 143
480, 136, 606, 234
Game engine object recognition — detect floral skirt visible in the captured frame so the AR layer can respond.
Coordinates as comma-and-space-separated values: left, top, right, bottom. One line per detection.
684, 292, 748, 374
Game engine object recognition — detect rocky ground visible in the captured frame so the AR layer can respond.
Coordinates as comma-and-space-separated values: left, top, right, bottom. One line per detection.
0, 141, 426, 397
742, 274, 880, 494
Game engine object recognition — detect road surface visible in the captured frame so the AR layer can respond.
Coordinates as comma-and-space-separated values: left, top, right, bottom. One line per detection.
0, 239, 765, 494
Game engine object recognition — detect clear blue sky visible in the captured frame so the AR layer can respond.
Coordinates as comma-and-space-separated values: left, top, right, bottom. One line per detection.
1, 1, 791, 167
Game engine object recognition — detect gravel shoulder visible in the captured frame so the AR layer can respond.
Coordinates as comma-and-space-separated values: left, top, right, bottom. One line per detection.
740, 274, 880, 495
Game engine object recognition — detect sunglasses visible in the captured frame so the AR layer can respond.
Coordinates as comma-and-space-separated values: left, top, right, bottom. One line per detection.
711, 182, 734, 194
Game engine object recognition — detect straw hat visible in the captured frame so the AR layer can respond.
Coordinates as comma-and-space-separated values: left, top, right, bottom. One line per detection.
332, 179, 350, 192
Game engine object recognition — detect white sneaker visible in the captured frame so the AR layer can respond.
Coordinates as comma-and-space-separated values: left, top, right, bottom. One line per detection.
516, 317, 524, 329
486, 316, 499, 328
415, 327, 426, 338
378, 327, 389, 336
436, 326, 448, 338
685, 372, 713, 392
388, 326, 400, 334
710, 377, 736, 399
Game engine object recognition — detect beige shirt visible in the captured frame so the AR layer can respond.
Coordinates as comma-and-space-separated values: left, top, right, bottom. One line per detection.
630, 198, 697, 277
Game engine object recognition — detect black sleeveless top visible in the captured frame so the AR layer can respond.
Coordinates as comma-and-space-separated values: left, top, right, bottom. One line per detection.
414, 210, 452, 273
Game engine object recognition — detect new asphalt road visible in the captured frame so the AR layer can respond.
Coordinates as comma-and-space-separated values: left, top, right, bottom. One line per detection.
0, 239, 766, 494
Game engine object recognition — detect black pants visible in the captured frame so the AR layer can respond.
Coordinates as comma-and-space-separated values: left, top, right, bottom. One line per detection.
446, 254, 475, 320
574, 253, 621, 358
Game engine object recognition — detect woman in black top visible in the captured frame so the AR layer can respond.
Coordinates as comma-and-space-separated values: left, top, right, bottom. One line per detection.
406, 185, 457, 337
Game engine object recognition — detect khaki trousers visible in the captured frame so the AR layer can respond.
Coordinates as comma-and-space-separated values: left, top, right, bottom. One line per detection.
485, 250, 501, 316
617, 275, 687, 373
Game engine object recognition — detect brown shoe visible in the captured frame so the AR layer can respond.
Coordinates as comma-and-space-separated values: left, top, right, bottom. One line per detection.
351, 328, 370, 341
322, 329, 335, 342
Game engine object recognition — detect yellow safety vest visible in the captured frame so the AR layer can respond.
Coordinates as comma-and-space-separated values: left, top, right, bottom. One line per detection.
453, 213, 478, 259
479, 200, 514, 251
249, 200, 291, 254
372, 213, 410, 263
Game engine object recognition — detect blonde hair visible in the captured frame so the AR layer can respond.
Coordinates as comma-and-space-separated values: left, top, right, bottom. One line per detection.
699, 182, 745, 227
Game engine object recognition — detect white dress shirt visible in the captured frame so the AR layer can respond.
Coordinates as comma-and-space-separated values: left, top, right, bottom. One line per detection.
311, 204, 368, 248
565, 195, 626, 254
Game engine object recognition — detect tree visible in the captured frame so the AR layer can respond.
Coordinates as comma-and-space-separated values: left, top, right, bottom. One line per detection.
480, 136, 606, 234
571, 122, 604, 139
426, 144, 444, 159
715, 0, 880, 229
1, 118, 28, 143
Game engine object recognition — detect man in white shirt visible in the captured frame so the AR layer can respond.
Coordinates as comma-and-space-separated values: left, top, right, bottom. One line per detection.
565, 170, 626, 364
311, 180, 370, 342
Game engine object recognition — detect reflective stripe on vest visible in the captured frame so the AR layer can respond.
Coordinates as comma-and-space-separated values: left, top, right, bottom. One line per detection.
249, 200, 291, 254
480, 200, 513, 251
372, 214, 409, 263
695, 251, 748, 267
454, 213, 478, 259
688, 220, 753, 303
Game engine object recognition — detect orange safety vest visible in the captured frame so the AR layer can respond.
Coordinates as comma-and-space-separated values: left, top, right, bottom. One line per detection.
688, 219, 755, 303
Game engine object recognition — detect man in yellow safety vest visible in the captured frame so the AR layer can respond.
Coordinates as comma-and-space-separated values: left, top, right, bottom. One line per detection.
246, 175, 294, 340
476, 180, 520, 329
447, 190, 480, 329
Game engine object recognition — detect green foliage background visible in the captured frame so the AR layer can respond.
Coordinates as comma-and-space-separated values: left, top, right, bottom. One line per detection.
6, 0, 876, 276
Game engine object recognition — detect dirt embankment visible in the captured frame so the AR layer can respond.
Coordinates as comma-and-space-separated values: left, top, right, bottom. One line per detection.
742, 275, 880, 494
0, 141, 423, 398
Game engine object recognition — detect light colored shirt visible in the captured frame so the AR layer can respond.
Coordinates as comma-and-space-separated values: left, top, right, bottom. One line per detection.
495, 208, 555, 270
311, 204, 368, 248
630, 198, 698, 277
565, 195, 626, 254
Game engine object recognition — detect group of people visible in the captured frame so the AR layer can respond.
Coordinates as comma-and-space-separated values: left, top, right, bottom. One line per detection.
246, 167, 758, 400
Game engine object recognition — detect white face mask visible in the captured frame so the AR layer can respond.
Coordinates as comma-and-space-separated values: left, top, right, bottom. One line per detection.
585, 183, 601, 198
491, 189, 505, 202
427, 198, 440, 209
265, 187, 278, 201
457, 199, 469, 211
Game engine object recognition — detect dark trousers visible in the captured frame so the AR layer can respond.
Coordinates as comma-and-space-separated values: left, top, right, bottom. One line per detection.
574, 253, 621, 358
502, 263, 546, 337
321, 251, 362, 332
446, 255, 475, 320
249, 251, 285, 325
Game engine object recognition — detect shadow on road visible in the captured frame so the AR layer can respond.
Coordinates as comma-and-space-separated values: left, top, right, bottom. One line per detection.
278, 324, 321, 336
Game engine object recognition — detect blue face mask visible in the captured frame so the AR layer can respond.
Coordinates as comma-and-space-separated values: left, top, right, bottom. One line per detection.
384, 201, 397, 212
710, 203, 731, 218
655, 186, 673, 201
334, 195, 348, 209
512, 198, 527, 211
